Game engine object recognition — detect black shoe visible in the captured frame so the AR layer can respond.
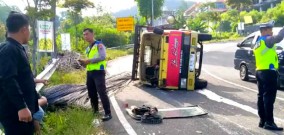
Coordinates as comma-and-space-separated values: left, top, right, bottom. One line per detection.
101, 114, 112, 121
264, 122, 283, 131
259, 120, 265, 128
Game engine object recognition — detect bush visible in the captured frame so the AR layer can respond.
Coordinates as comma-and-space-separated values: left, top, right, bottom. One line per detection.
212, 32, 241, 40
63, 19, 131, 54
96, 28, 130, 48
261, 1, 284, 26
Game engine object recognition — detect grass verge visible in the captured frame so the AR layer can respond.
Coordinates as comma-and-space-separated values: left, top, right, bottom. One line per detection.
49, 70, 86, 86
42, 107, 106, 135
106, 48, 133, 61
42, 48, 131, 135
204, 37, 244, 44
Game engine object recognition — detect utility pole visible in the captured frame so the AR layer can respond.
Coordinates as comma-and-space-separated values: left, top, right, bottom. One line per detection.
52, 0, 57, 58
151, 0, 154, 26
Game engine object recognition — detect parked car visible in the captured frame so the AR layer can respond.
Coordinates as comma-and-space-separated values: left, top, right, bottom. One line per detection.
234, 27, 284, 87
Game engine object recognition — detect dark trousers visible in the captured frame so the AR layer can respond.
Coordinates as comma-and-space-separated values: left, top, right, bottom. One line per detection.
87, 70, 111, 115
0, 118, 34, 135
256, 70, 278, 123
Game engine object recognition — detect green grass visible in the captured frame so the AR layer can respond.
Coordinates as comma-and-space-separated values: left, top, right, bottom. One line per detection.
204, 32, 244, 43
42, 107, 106, 135
42, 49, 132, 135
49, 70, 86, 86
106, 48, 133, 61
204, 36, 244, 43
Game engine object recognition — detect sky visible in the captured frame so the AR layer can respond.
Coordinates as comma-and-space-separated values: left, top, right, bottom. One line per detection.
3, 0, 136, 14
3, 0, 206, 16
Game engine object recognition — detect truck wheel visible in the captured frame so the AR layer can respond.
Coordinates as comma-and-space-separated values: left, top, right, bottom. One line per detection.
240, 64, 249, 81
195, 79, 208, 90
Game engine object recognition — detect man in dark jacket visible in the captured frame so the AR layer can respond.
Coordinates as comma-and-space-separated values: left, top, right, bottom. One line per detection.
0, 11, 39, 135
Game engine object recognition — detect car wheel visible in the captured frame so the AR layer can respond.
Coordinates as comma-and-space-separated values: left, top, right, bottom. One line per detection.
240, 64, 249, 81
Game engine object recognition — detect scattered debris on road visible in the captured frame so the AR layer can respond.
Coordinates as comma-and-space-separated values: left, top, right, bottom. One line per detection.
126, 105, 163, 124
125, 104, 208, 123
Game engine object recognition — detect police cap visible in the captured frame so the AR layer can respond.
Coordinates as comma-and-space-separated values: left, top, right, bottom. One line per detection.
259, 20, 275, 29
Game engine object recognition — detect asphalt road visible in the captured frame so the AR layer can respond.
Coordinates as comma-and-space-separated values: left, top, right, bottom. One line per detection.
102, 42, 284, 135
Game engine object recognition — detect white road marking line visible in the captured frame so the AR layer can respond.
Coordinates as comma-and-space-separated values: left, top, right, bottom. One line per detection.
198, 89, 284, 123
207, 118, 234, 135
203, 68, 284, 101
220, 116, 255, 135
110, 96, 137, 135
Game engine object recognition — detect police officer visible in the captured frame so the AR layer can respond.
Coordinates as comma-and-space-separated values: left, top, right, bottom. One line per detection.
79, 28, 112, 121
254, 20, 284, 130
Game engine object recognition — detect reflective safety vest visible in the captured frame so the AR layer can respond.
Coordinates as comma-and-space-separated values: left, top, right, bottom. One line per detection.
253, 36, 279, 70
85, 41, 107, 71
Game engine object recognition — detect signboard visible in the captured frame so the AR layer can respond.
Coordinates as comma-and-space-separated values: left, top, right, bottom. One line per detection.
166, 31, 182, 87
116, 17, 134, 32
61, 33, 71, 51
37, 21, 54, 52
244, 16, 253, 24
238, 22, 245, 30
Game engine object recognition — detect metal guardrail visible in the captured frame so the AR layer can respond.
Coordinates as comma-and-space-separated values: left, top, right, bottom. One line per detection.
108, 44, 134, 50
35, 58, 60, 92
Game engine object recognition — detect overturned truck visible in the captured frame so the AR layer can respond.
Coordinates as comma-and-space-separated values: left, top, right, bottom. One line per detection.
131, 26, 212, 90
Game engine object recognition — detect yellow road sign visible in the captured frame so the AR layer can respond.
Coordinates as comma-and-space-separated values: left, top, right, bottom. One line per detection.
244, 16, 253, 24
116, 17, 134, 32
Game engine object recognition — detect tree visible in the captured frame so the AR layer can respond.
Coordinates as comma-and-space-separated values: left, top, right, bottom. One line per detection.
63, 16, 130, 53
63, 0, 94, 13
173, 0, 191, 29
25, 0, 55, 75
173, 11, 187, 29
239, 10, 264, 24
221, 9, 239, 32
0, 22, 5, 42
59, 11, 84, 32
0, 5, 12, 23
0, 4, 21, 24
261, 1, 284, 26
63, 0, 94, 47
134, 0, 165, 25
197, 11, 221, 33
134, 15, 147, 26
226, 0, 253, 11
186, 17, 207, 32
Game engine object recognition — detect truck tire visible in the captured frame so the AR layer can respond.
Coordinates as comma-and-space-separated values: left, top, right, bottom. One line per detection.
195, 79, 208, 90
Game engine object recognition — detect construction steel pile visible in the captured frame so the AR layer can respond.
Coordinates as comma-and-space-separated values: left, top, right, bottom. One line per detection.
42, 51, 131, 108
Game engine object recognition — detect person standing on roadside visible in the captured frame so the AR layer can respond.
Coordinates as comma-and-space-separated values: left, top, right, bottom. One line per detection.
79, 28, 112, 121
254, 20, 284, 131
0, 11, 39, 135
